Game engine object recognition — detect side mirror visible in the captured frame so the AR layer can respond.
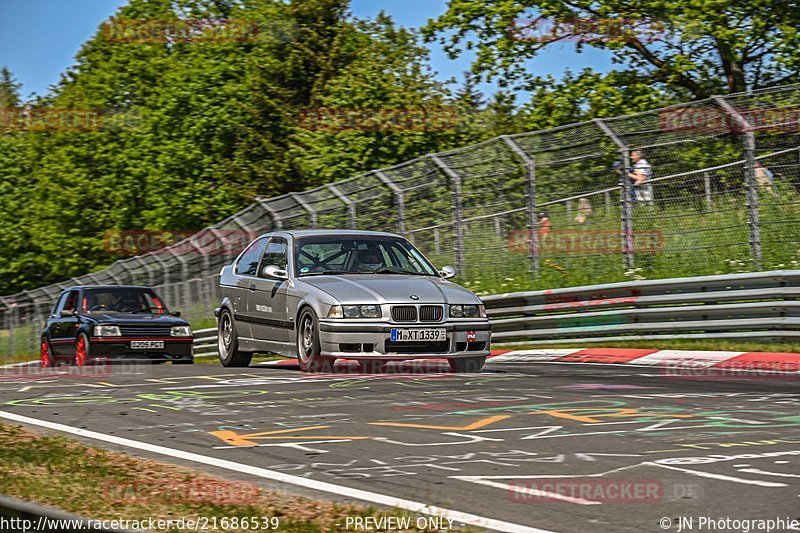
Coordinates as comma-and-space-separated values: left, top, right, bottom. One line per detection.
60, 309, 77, 318
439, 266, 457, 279
171, 311, 182, 317
262, 265, 289, 280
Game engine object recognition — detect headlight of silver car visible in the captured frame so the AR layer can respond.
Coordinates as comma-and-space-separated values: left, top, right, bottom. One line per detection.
450, 305, 485, 318
328, 305, 382, 319
171, 325, 192, 337
94, 325, 121, 337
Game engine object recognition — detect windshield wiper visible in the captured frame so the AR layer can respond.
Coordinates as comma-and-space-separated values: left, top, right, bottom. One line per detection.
372, 267, 418, 275
132, 306, 162, 314
301, 270, 348, 276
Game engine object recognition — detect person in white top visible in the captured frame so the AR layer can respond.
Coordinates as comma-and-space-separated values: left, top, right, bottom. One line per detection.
629, 150, 654, 206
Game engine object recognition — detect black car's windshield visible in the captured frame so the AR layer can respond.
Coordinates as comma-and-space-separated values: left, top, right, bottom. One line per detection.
295, 237, 438, 277
82, 288, 168, 314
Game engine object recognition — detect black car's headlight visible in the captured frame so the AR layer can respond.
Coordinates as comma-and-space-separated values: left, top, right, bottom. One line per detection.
450, 305, 486, 318
94, 325, 121, 337
171, 325, 192, 337
328, 305, 382, 319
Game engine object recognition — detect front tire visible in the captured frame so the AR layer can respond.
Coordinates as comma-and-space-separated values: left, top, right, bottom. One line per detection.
448, 355, 486, 373
218, 309, 252, 367
297, 308, 333, 372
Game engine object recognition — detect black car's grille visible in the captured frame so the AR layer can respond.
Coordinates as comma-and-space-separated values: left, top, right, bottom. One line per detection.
119, 325, 172, 337
391, 306, 418, 322
384, 340, 450, 354
419, 305, 443, 322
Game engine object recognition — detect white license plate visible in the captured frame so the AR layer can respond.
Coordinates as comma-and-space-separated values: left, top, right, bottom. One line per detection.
390, 328, 447, 342
131, 340, 164, 349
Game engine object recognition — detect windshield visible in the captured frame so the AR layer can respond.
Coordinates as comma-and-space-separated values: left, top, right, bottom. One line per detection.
295, 236, 438, 277
82, 288, 168, 314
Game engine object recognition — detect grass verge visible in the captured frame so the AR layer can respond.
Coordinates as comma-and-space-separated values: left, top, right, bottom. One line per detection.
0, 423, 452, 532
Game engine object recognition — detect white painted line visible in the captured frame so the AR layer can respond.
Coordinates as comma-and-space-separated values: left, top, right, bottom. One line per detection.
625, 350, 745, 367
0, 360, 39, 369
649, 462, 787, 487
489, 349, 582, 363
0, 410, 552, 533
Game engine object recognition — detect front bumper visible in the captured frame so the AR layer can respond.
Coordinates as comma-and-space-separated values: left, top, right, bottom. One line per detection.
89, 337, 194, 362
318, 320, 491, 360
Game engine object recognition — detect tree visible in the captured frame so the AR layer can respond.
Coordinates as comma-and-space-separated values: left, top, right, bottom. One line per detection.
423, 0, 800, 98
0, 66, 21, 107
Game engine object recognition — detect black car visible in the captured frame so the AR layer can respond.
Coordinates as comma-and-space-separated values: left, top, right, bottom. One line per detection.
40, 285, 194, 366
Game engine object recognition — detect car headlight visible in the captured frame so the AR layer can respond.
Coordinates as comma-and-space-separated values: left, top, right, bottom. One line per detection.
94, 325, 121, 337
171, 325, 192, 337
328, 305, 382, 319
450, 305, 483, 318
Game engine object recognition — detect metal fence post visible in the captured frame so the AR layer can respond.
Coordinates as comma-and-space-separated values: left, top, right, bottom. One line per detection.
430, 156, 466, 276
288, 192, 318, 229
501, 136, 539, 276
704, 172, 713, 211
374, 170, 406, 236
713, 96, 762, 269
326, 183, 357, 229
594, 119, 634, 270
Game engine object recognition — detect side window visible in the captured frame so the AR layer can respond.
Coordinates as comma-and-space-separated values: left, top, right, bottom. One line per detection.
52, 293, 68, 316
63, 291, 79, 312
260, 238, 288, 275
236, 238, 268, 276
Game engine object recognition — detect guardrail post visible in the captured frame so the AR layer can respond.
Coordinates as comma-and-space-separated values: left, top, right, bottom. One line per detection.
430, 156, 466, 276
501, 136, 539, 276
713, 96, 762, 269
594, 119, 634, 270
374, 170, 406, 235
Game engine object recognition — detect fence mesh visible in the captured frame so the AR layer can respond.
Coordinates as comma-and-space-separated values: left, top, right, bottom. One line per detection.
2, 84, 800, 355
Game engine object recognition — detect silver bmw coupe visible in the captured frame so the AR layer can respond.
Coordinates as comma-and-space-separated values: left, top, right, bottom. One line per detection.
215, 230, 491, 372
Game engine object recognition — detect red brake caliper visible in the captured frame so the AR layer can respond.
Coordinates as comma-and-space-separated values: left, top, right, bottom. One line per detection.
76, 337, 86, 366
40, 340, 50, 368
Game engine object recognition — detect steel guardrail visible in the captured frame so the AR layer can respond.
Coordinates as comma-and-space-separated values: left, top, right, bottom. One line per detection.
190, 270, 800, 353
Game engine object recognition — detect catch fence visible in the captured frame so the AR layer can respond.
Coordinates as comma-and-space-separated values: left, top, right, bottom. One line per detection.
2, 84, 799, 356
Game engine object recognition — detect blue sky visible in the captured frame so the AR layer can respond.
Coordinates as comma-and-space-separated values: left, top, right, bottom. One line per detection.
0, 0, 613, 101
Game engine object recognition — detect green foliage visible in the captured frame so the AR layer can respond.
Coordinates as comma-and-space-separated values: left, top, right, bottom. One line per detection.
423, 0, 800, 97
0, 0, 472, 294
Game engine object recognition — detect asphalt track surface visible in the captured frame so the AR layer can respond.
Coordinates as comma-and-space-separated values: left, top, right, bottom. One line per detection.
1, 358, 799, 533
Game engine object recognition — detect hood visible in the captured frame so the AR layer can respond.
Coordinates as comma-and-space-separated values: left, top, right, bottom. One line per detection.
88, 313, 188, 326
299, 274, 481, 305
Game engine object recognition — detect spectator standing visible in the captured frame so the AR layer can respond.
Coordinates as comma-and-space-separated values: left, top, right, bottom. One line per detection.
575, 198, 592, 224
629, 150, 654, 206
754, 161, 778, 197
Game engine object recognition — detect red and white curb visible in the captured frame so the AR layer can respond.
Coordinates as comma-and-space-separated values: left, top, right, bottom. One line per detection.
262, 348, 800, 373
489, 347, 800, 372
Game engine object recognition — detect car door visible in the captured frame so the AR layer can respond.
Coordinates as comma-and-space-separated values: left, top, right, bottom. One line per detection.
247, 236, 290, 344
231, 237, 270, 339
50, 290, 79, 356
